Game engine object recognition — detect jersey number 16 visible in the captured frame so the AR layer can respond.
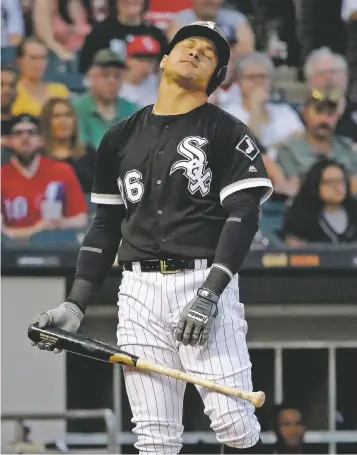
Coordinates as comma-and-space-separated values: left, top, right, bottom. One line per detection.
117, 170, 144, 208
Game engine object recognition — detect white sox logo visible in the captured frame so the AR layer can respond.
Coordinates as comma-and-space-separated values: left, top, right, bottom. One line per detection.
170, 136, 212, 196
236, 135, 260, 161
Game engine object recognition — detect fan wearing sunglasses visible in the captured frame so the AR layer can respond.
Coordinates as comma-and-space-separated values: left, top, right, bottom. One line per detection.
1, 114, 87, 240
276, 89, 357, 196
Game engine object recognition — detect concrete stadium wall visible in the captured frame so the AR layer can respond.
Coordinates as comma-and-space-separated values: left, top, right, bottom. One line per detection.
1, 277, 66, 446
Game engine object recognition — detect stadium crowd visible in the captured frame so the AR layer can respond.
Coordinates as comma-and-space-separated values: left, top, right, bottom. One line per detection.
2, 0, 357, 247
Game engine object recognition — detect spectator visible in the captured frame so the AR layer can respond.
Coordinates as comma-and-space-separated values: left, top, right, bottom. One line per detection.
145, 0, 192, 31
40, 98, 96, 193
342, 0, 357, 101
20, 0, 35, 37
225, 52, 304, 149
120, 35, 161, 107
1, 114, 87, 240
273, 402, 307, 453
79, 0, 167, 74
1, 66, 19, 145
33, 0, 92, 61
166, 0, 255, 57
1, 0, 24, 48
281, 160, 357, 246
74, 49, 139, 149
89, 0, 111, 22
276, 89, 357, 195
208, 25, 242, 111
11, 37, 69, 117
304, 47, 357, 142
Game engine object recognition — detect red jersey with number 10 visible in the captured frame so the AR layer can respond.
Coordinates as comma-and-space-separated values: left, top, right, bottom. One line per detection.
1, 156, 87, 228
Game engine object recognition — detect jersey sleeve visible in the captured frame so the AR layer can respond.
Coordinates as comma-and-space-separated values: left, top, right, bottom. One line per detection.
91, 126, 124, 206
219, 122, 273, 204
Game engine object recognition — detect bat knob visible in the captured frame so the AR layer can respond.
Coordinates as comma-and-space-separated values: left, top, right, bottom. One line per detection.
254, 391, 266, 408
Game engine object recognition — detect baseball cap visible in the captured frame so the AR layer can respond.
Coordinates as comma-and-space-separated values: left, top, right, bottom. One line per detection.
92, 49, 127, 68
10, 114, 40, 131
304, 89, 342, 112
127, 35, 161, 58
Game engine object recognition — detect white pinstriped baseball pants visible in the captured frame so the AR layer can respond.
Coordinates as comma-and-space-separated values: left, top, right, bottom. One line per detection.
117, 267, 260, 454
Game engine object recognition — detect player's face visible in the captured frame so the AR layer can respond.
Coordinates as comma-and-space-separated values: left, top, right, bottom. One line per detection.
320, 166, 347, 205
10, 123, 42, 164
126, 56, 157, 84
160, 37, 218, 92
193, 0, 223, 19
89, 66, 125, 101
277, 409, 305, 448
1, 70, 17, 111
51, 102, 75, 141
18, 42, 48, 81
238, 62, 271, 98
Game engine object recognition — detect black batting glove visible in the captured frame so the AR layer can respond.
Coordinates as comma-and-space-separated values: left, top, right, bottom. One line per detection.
175, 288, 219, 346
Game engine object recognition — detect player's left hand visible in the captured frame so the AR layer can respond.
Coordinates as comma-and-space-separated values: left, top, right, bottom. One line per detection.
175, 288, 219, 346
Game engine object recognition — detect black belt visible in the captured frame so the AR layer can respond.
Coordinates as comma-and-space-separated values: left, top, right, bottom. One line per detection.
120, 258, 214, 274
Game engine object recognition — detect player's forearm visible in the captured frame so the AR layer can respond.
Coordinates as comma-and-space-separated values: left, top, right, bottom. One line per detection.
202, 188, 261, 296
67, 204, 125, 312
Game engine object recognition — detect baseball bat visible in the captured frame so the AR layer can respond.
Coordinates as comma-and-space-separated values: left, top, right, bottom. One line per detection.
28, 323, 265, 408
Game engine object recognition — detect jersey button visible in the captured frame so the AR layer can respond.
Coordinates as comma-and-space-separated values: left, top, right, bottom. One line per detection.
164, 124, 170, 129
156, 180, 162, 185
157, 210, 163, 215
159, 151, 164, 155
160, 238, 166, 243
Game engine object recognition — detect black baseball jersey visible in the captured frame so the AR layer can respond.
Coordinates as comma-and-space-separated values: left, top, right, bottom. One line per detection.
91, 103, 273, 261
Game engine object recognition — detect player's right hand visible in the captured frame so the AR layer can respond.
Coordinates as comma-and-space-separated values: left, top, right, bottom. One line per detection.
31, 302, 84, 353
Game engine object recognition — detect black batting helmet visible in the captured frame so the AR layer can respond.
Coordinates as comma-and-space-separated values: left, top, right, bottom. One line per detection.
166, 21, 230, 95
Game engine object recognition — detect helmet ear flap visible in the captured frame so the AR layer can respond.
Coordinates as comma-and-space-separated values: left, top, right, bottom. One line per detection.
206, 65, 227, 96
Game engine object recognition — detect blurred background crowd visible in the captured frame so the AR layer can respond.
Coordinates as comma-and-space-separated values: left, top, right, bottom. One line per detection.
1, 0, 357, 247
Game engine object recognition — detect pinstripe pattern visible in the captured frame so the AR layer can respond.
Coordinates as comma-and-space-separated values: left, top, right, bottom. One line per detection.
117, 269, 260, 453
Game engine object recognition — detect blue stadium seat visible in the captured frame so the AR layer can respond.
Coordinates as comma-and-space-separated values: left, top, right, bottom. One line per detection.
30, 229, 86, 247
260, 199, 287, 235
1, 46, 16, 65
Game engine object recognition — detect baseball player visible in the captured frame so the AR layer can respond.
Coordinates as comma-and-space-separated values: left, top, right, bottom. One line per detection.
31, 22, 273, 454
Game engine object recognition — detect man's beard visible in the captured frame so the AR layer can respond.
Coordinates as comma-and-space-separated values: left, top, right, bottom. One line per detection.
312, 122, 333, 140
14, 150, 39, 167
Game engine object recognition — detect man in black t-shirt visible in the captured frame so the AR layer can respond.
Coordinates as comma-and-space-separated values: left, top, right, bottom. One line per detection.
1, 66, 18, 138
32, 22, 272, 454
79, 0, 168, 74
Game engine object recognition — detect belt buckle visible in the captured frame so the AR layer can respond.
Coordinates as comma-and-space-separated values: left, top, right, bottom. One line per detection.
160, 260, 179, 274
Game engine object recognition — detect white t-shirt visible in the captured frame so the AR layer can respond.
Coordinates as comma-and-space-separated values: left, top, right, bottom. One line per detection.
341, 0, 357, 21
172, 7, 247, 34
225, 102, 305, 149
211, 83, 242, 111
119, 74, 159, 108
1, 0, 24, 47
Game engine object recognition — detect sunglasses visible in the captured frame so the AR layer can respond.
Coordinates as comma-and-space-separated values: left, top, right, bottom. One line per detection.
12, 128, 38, 136
311, 89, 341, 103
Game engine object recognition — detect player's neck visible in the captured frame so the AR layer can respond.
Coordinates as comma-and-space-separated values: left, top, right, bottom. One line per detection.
153, 78, 207, 115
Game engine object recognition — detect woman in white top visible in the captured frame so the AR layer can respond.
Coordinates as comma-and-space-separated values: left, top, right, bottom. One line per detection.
224, 52, 304, 196
225, 52, 304, 149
